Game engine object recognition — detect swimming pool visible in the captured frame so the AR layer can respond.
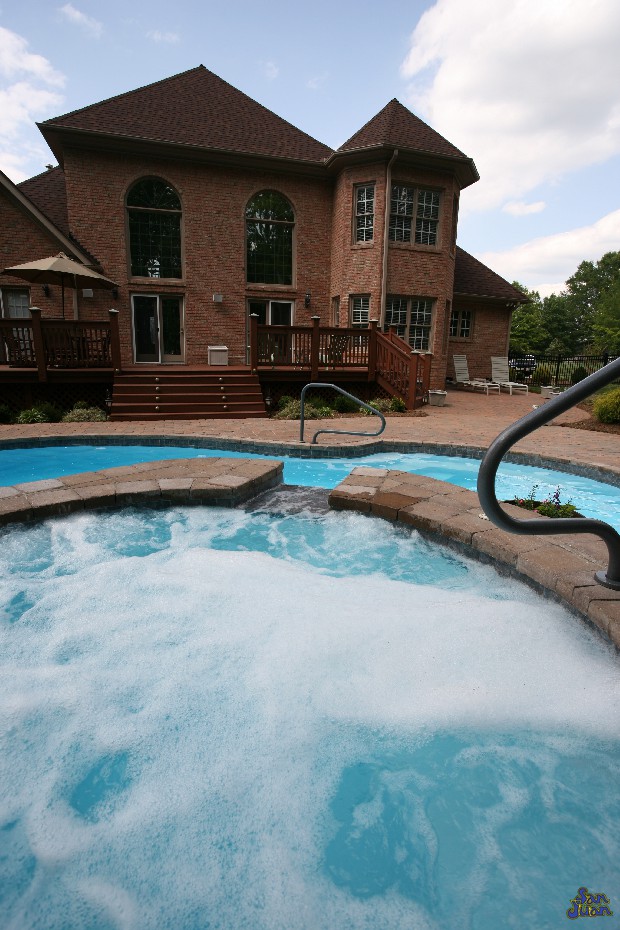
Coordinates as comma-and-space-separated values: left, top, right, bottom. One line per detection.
1, 442, 620, 528
1, 506, 619, 929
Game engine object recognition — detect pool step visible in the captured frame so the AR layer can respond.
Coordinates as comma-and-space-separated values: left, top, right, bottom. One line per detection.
110, 368, 267, 420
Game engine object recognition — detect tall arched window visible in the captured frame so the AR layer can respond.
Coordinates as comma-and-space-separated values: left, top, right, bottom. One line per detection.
127, 178, 182, 278
245, 191, 294, 285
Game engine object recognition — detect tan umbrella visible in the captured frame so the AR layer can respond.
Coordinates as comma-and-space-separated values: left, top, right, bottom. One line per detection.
2, 252, 118, 318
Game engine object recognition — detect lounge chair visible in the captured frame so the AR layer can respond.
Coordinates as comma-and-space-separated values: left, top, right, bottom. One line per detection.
491, 357, 529, 395
453, 355, 500, 394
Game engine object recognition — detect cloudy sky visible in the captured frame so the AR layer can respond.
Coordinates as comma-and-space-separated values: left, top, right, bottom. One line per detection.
1, 0, 619, 296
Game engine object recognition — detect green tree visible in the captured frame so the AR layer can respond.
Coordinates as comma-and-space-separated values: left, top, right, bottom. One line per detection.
509, 283, 549, 354
590, 277, 620, 354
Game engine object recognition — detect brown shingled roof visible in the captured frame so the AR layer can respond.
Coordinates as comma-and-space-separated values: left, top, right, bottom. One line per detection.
39, 66, 333, 164
454, 247, 526, 302
337, 98, 468, 160
18, 167, 70, 238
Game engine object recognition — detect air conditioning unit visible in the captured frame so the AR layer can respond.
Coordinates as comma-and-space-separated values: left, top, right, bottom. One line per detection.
208, 345, 229, 366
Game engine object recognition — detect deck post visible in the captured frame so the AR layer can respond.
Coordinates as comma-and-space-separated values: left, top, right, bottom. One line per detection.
29, 306, 47, 382
407, 351, 418, 409
310, 315, 320, 380
368, 319, 378, 381
249, 313, 259, 372
108, 309, 122, 373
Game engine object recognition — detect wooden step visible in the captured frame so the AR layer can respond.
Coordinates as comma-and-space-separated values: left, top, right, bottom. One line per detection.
110, 368, 267, 420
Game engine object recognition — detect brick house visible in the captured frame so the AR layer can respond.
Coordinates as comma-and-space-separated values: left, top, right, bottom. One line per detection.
0, 66, 523, 418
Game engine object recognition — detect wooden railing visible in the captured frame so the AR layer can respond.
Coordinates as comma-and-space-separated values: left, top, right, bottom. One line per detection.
0, 308, 121, 380
250, 316, 431, 408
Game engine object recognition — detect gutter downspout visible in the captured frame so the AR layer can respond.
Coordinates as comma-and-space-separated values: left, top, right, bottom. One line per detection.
380, 148, 398, 328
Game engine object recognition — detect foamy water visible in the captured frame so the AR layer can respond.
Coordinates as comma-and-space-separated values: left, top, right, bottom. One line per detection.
1, 508, 619, 929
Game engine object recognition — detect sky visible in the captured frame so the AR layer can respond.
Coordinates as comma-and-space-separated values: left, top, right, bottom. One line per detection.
1, 0, 619, 297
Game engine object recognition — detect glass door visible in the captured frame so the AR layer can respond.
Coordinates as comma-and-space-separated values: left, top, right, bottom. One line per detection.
132, 295, 184, 363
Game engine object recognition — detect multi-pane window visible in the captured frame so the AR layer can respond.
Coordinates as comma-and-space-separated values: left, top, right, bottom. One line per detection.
246, 191, 294, 285
355, 185, 375, 242
450, 308, 472, 338
127, 178, 182, 279
350, 295, 370, 328
385, 296, 434, 350
389, 186, 414, 242
388, 185, 440, 245
1, 288, 30, 318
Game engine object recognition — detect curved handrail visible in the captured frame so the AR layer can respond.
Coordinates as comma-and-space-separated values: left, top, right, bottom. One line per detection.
477, 357, 620, 589
299, 383, 386, 445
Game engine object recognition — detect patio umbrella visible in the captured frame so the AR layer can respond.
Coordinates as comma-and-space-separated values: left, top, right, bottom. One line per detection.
2, 252, 117, 318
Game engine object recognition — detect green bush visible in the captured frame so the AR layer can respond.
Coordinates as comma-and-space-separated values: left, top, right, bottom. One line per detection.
361, 397, 391, 415
593, 386, 620, 423
273, 400, 333, 420
0, 404, 13, 424
531, 364, 554, 386
332, 394, 359, 413
74, 399, 91, 410
277, 394, 295, 411
16, 403, 62, 424
61, 405, 107, 422
570, 365, 588, 385
389, 396, 407, 412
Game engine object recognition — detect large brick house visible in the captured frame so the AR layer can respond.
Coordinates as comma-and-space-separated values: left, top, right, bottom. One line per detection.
0, 66, 523, 417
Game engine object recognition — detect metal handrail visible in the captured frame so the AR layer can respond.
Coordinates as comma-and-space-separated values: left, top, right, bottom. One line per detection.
299, 383, 386, 445
477, 357, 620, 589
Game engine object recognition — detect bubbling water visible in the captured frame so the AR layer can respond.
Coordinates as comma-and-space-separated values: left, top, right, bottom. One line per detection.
0, 507, 619, 930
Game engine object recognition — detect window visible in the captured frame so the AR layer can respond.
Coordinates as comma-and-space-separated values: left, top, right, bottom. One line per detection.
0, 288, 30, 318
385, 296, 434, 350
330, 296, 340, 327
389, 185, 440, 246
450, 308, 472, 339
350, 295, 370, 328
127, 178, 182, 279
248, 299, 293, 325
246, 191, 294, 285
354, 184, 375, 242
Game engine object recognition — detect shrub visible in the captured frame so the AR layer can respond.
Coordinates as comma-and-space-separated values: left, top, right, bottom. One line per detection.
74, 399, 91, 410
531, 364, 554, 386
61, 405, 107, 422
277, 394, 295, 411
332, 394, 359, 414
570, 365, 588, 385
273, 400, 333, 420
0, 403, 13, 424
389, 396, 407, 412
16, 403, 62, 424
593, 386, 620, 424
361, 397, 391, 415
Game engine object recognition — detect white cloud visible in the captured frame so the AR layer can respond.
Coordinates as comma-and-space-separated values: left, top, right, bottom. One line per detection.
261, 60, 279, 81
476, 208, 620, 295
147, 30, 180, 44
58, 4, 103, 39
503, 201, 546, 217
401, 0, 620, 213
0, 29, 65, 181
306, 72, 328, 90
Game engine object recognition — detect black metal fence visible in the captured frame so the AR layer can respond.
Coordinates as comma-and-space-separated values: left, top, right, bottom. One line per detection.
508, 354, 619, 385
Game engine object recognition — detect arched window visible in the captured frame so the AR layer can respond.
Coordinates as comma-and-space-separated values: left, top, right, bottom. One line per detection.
127, 178, 182, 278
245, 191, 294, 285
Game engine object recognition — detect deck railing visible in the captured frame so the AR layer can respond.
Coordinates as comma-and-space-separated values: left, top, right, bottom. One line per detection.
0, 308, 121, 380
250, 316, 431, 409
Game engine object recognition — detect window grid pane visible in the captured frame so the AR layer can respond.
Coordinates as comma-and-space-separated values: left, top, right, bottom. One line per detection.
415, 190, 439, 245
128, 211, 182, 278
385, 297, 408, 338
246, 221, 293, 285
3, 290, 30, 318
449, 309, 460, 337
459, 310, 472, 338
351, 296, 370, 328
355, 186, 374, 242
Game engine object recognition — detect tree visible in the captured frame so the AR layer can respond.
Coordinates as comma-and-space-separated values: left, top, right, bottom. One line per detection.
509, 283, 549, 354
590, 277, 620, 354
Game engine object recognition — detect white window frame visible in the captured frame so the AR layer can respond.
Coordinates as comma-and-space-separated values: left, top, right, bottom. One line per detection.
350, 295, 370, 328
450, 308, 472, 339
389, 185, 441, 246
354, 184, 375, 242
0, 288, 31, 318
385, 295, 434, 350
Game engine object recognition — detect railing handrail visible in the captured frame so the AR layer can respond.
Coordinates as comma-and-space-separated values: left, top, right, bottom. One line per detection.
477, 357, 620, 589
299, 383, 386, 445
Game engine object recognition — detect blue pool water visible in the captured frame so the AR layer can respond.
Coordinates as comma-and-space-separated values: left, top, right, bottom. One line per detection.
1, 507, 619, 930
1, 443, 620, 528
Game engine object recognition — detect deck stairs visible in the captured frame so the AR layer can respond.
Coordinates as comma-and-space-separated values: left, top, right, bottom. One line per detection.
109, 367, 267, 420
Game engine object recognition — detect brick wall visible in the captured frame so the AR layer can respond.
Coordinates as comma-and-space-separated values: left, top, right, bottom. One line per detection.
447, 301, 512, 382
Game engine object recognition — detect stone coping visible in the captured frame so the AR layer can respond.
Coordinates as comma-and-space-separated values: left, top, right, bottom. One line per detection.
328, 467, 620, 651
0, 457, 283, 527
1, 434, 619, 487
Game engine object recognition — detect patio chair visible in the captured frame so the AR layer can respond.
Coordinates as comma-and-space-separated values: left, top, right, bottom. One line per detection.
491, 357, 529, 395
453, 355, 500, 395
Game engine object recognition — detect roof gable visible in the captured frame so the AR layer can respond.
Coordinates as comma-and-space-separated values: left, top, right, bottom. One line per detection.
39, 66, 333, 164
337, 99, 468, 160
454, 247, 526, 302
18, 167, 70, 238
